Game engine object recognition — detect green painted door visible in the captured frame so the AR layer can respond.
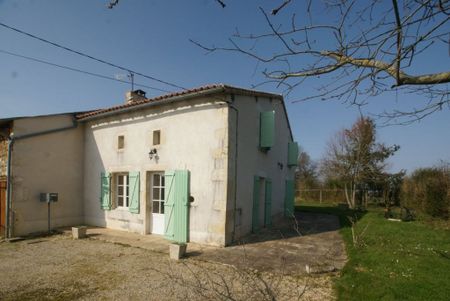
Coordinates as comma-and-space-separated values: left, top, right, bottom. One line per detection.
264, 179, 272, 227
164, 170, 190, 243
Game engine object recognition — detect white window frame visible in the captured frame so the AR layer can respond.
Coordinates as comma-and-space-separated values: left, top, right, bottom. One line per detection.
151, 173, 165, 214
115, 173, 129, 208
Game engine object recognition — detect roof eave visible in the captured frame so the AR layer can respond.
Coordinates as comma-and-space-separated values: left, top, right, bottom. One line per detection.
78, 86, 228, 122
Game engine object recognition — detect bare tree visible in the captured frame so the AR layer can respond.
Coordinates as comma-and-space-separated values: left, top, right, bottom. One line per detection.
296, 147, 320, 190
321, 117, 399, 209
150, 259, 310, 301
192, 0, 450, 124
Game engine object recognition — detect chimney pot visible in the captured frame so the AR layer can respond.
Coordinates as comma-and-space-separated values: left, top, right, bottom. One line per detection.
126, 90, 147, 104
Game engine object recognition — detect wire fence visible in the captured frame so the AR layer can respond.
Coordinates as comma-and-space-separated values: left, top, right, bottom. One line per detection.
296, 189, 346, 204
296, 189, 386, 205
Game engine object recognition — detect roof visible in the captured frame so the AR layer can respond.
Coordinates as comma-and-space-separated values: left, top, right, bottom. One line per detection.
0, 111, 84, 127
76, 84, 282, 120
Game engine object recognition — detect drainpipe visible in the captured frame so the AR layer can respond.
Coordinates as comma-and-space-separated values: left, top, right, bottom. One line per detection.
226, 96, 239, 243
5, 116, 78, 239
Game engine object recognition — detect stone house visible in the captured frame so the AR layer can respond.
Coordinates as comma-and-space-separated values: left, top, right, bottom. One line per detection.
0, 84, 298, 245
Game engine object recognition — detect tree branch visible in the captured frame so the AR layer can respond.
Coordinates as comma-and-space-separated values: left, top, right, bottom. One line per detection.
391, 0, 403, 85
272, 0, 292, 15
214, 0, 226, 8
278, 51, 450, 86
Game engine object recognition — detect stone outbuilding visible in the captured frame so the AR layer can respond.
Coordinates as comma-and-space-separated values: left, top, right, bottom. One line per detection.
0, 84, 298, 246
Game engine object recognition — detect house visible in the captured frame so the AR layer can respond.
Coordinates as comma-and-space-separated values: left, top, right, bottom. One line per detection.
0, 84, 298, 246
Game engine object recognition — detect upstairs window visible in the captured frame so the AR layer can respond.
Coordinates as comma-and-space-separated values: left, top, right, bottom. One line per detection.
118, 135, 125, 150
153, 130, 161, 146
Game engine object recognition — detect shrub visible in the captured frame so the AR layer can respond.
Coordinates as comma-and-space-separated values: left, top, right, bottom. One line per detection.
424, 177, 448, 218
401, 167, 449, 219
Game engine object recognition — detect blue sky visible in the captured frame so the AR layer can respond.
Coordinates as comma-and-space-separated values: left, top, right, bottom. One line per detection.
0, 0, 449, 172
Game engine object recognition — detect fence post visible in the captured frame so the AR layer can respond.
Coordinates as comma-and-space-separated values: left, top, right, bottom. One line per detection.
320, 190, 323, 204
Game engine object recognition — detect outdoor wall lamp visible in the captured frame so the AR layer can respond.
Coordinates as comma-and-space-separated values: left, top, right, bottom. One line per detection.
149, 148, 158, 160
278, 162, 284, 170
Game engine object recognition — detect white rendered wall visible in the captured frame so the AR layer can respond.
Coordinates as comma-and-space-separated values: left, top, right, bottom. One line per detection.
11, 115, 84, 236
83, 98, 230, 246
229, 95, 295, 241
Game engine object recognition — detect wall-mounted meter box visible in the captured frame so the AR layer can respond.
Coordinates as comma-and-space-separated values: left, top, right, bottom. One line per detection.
40, 193, 58, 203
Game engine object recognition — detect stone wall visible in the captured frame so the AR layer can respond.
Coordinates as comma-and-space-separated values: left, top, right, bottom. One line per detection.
0, 126, 10, 177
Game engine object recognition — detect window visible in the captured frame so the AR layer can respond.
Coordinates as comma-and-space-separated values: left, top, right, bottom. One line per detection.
118, 135, 125, 150
101, 172, 140, 213
152, 173, 165, 214
116, 173, 129, 207
153, 130, 161, 146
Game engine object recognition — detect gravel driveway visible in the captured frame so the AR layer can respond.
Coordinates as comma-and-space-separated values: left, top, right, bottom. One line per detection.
0, 235, 335, 300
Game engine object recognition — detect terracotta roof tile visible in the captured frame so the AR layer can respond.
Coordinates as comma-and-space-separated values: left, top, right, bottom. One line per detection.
76, 84, 281, 120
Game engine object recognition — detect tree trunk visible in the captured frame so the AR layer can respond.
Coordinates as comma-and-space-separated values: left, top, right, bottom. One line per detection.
351, 183, 357, 209
344, 183, 356, 209
344, 183, 350, 207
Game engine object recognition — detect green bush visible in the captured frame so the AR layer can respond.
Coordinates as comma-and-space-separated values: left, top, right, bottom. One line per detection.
401, 167, 449, 219
424, 177, 448, 217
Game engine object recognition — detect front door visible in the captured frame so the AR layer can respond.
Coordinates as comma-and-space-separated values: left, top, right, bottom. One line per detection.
150, 173, 165, 235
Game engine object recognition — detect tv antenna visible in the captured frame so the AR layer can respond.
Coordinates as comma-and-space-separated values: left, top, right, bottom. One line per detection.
128, 72, 135, 91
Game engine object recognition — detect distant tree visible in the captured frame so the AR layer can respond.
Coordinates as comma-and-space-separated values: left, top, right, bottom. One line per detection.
373, 171, 406, 208
321, 117, 399, 209
296, 147, 319, 190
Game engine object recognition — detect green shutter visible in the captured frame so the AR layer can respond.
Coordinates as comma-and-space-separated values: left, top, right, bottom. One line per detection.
100, 172, 111, 210
164, 170, 190, 243
128, 172, 140, 214
252, 176, 260, 233
264, 179, 272, 227
287, 142, 299, 167
260, 111, 275, 150
284, 180, 295, 217
174, 170, 189, 243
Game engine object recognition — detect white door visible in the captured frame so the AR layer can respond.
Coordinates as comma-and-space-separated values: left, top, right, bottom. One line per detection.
151, 173, 165, 235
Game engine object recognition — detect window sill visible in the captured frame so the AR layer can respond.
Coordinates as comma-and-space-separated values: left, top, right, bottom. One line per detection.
114, 206, 129, 211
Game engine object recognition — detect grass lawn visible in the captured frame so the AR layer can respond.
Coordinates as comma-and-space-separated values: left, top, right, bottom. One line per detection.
297, 202, 450, 301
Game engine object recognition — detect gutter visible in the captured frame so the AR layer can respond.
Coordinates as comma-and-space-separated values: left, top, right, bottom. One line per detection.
5, 116, 78, 238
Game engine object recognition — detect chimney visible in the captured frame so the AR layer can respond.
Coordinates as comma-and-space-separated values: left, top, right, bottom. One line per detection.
125, 89, 147, 104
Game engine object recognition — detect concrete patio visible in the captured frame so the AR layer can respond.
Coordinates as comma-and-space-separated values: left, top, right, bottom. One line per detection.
61, 211, 347, 275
